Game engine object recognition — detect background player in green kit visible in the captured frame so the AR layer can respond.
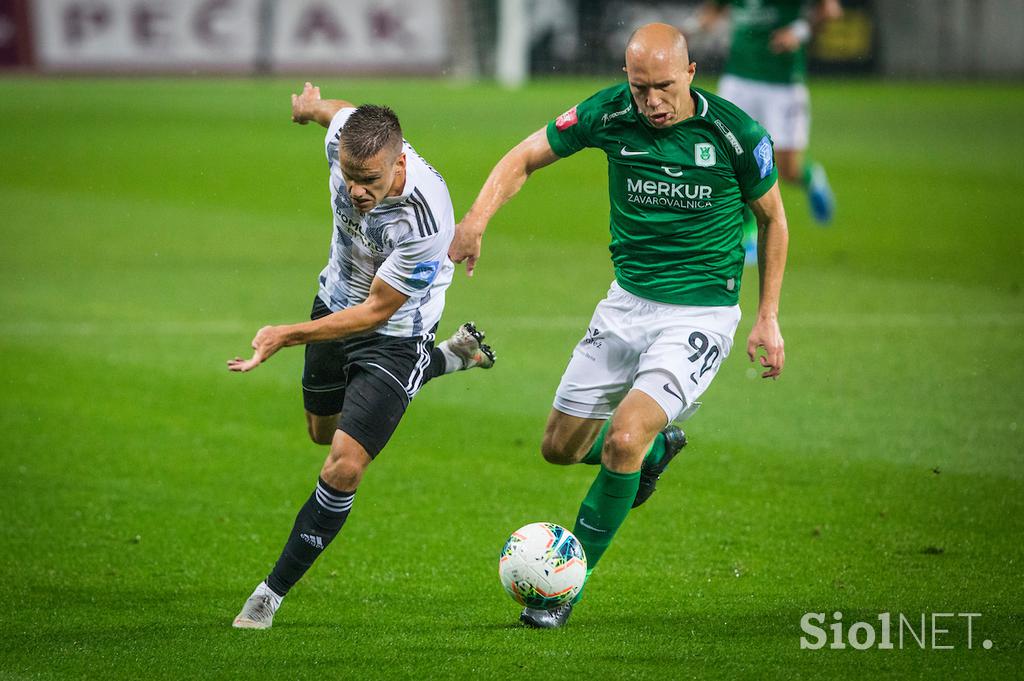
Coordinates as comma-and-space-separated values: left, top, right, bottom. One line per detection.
450, 23, 789, 628
689, 0, 842, 260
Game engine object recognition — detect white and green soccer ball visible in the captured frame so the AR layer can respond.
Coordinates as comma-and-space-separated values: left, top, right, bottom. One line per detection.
498, 522, 587, 610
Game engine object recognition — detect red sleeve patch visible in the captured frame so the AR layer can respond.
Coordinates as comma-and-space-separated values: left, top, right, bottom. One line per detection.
555, 105, 579, 131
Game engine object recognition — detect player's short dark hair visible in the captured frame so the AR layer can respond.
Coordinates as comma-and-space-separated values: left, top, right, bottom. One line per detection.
340, 105, 403, 161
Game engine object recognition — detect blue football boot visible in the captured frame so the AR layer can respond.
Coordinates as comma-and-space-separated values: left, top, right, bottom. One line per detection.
808, 162, 835, 225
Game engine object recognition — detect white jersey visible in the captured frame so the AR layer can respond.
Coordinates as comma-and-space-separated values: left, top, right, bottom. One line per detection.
318, 108, 455, 338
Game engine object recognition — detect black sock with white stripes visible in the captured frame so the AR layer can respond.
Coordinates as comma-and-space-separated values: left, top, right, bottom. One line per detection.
265, 478, 354, 597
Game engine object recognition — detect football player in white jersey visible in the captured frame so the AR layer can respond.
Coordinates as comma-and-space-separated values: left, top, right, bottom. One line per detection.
229, 83, 495, 629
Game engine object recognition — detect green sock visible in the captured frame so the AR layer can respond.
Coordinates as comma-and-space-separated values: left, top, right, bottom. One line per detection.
581, 421, 667, 467
644, 432, 668, 467
572, 568, 594, 605
580, 421, 610, 465
572, 466, 641, 571
800, 159, 814, 189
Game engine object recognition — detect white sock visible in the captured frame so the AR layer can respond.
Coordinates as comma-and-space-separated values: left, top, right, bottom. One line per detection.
438, 342, 463, 374
254, 581, 283, 609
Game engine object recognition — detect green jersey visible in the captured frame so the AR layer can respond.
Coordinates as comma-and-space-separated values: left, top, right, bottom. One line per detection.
545, 83, 777, 307
716, 0, 808, 83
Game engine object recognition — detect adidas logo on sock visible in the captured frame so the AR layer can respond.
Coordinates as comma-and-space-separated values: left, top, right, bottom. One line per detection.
300, 533, 324, 549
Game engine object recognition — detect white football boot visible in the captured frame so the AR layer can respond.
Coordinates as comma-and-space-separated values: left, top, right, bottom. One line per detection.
232, 582, 282, 630
437, 322, 495, 372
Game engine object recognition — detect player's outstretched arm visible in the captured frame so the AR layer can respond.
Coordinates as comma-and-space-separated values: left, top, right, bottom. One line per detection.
227, 278, 408, 373
745, 182, 789, 379
681, 2, 728, 36
771, 0, 842, 53
290, 81, 355, 128
450, 127, 560, 276
814, 0, 843, 23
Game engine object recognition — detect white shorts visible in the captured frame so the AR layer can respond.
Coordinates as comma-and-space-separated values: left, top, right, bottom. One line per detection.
553, 282, 741, 423
718, 74, 810, 151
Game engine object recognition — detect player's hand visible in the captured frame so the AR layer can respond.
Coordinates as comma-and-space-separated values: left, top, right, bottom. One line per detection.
770, 27, 801, 53
228, 325, 287, 372
747, 316, 785, 379
449, 219, 485, 277
291, 82, 321, 125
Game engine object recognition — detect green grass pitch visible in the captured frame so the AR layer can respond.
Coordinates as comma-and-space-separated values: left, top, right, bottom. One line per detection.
0, 76, 1021, 679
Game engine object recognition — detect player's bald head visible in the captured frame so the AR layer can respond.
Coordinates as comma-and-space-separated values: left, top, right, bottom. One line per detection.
625, 23, 690, 71
623, 23, 697, 128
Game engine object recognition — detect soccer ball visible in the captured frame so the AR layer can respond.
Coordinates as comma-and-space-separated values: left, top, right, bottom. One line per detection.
498, 522, 587, 609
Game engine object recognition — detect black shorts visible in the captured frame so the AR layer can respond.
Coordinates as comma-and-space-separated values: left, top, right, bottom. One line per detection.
302, 296, 436, 458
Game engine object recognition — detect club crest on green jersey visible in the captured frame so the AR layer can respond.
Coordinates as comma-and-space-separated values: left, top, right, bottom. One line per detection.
695, 143, 716, 167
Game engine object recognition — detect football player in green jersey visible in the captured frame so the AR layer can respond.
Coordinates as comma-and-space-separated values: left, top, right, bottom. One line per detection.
451, 23, 789, 629
689, 0, 842, 260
